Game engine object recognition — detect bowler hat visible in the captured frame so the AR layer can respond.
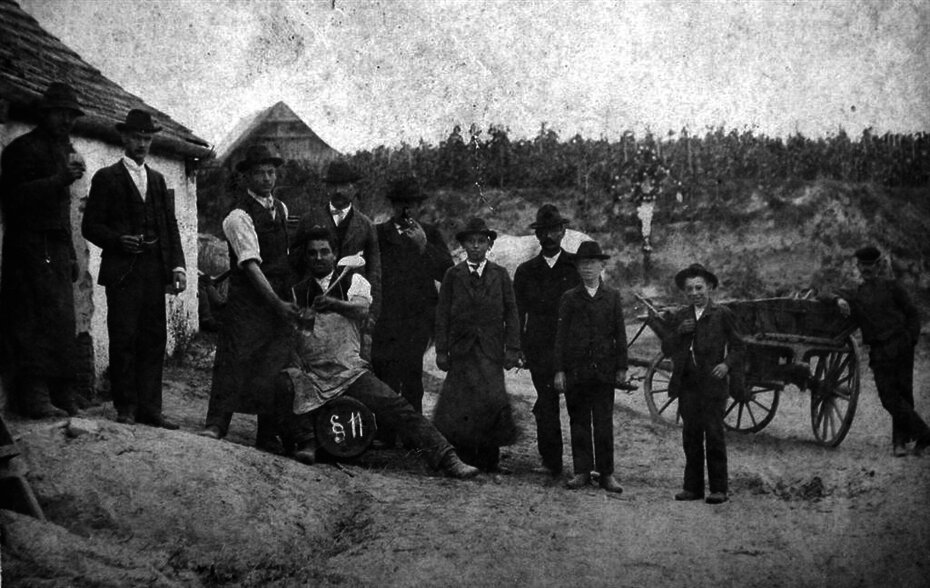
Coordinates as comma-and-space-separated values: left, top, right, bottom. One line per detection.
854, 245, 881, 265
455, 217, 497, 242
529, 204, 570, 229
38, 82, 84, 116
675, 263, 719, 290
115, 109, 162, 134
386, 177, 428, 202
324, 161, 363, 184
575, 240, 610, 260
235, 144, 284, 172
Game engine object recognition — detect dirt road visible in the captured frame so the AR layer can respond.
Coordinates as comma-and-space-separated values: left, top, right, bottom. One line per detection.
3, 338, 929, 587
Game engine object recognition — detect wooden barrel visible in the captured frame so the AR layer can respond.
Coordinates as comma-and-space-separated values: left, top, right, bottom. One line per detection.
314, 396, 377, 458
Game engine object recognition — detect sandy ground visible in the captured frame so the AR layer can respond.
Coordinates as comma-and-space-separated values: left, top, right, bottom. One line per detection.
2, 329, 929, 587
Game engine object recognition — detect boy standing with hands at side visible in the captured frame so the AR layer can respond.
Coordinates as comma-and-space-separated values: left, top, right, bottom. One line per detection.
661, 263, 744, 505
554, 241, 627, 493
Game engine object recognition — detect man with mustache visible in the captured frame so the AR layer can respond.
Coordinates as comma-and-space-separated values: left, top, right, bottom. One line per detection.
513, 204, 580, 479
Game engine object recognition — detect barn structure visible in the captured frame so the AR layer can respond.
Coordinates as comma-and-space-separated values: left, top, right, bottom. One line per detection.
214, 101, 340, 171
0, 0, 212, 404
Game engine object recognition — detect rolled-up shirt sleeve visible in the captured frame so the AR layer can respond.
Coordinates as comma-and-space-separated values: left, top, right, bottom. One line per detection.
347, 273, 372, 306
222, 209, 262, 267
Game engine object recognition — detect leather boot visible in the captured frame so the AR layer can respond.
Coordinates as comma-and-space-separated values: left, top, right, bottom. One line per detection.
600, 474, 624, 494
21, 378, 68, 419
440, 452, 480, 479
293, 439, 319, 465
565, 473, 590, 489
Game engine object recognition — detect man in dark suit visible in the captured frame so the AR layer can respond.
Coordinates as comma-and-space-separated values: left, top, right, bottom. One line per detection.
513, 204, 580, 477
372, 177, 453, 417
0, 82, 86, 418
82, 109, 186, 429
290, 161, 381, 359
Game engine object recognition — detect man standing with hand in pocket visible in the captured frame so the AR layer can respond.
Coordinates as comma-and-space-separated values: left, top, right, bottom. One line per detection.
83, 109, 186, 429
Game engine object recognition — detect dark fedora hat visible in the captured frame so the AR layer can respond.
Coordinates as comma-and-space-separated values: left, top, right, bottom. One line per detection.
854, 245, 881, 265
115, 109, 162, 133
675, 263, 719, 290
455, 217, 497, 242
324, 161, 363, 184
575, 240, 610, 260
235, 144, 284, 172
529, 204, 570, 229
38, 82, 84, 116
386, 176, 428, 202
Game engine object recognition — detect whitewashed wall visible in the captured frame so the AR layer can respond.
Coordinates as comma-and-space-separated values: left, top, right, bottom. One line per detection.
0, 122, 199, 389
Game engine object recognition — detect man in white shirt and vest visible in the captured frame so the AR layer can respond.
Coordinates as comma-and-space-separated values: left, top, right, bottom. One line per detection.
83, 109, 187, 429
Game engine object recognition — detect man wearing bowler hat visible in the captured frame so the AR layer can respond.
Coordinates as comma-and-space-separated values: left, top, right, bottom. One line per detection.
199, 144, 299, 450
291, 161, 380, 359
83, 109, 187, 429
371, 177, 453, 430
513, 204, 580, 478
827, 246, 930, 457
0, 82, 87, 418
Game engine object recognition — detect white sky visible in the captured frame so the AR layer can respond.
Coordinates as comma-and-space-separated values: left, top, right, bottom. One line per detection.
20, 0, 930, 154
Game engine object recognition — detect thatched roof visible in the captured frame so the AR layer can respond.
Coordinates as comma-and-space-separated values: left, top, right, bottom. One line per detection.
0, 0, 211, 159
215, 101, 340, 169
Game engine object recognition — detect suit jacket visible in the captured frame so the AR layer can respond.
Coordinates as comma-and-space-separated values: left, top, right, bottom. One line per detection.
82, 160, 185, 287
291, 204, 381, 324
375, 219, 452, 325
829, 278, 920, 365
553, 282, 627, 384
661, 301, 744, 398
513, 249, 580, 369
435, 260, 520, 363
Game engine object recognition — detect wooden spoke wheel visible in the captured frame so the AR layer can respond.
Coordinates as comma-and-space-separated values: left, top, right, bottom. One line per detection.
808, 337, 860, 447
643, 352, 681, 426
724, 381, 781, 433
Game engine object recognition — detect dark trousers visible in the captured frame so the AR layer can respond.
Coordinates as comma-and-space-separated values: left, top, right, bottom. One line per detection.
276, 372, 453, 469
105, 250, 166, 420
679, 373, 728, 494
371, 318, 432, 413
530, 368, 563, 472
204, 408, 277, 443
564, 381, 615, 476
872, 351, 930, 446
371, 352, 426, 414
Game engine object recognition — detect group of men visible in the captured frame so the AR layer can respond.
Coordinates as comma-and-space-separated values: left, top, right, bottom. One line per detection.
3, 83, 928, 491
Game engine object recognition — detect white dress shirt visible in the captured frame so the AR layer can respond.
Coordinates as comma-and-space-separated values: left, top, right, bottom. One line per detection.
222, 191, 289, 268
329, 203, 352, 226
543, 250, 561, 268
121, 156, 148, 200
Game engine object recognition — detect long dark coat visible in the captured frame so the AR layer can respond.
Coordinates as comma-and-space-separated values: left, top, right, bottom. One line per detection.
433, 261, 520, 448
0, 127, 77, 377
513, 249, 580, 370
371, 220, 452, 361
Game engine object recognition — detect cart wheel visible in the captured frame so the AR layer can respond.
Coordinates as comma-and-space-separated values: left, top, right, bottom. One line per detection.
724, 381, 781, 433
643, 352, 680, 426
808, 337, 860, 447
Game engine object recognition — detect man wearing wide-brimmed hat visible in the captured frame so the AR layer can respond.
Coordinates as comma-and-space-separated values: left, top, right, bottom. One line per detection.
371, 177, 453, 432
290, 160, 380, 359
198, 144, 299, 450
0, 82, 87, 418
513, 204, 581, 478
83, 109, 187, 430
827, 246, 930, 457
661, 263, 744, 505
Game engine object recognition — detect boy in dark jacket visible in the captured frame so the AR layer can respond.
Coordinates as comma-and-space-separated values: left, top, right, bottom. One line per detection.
661, 263, 744, 505
554, 241, 627, 493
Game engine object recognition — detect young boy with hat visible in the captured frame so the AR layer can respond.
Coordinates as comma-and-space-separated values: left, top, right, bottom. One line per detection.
828, 246, 930, 457
433, 217, 521, 474
553, 240, 627, 493
661, 263, 743, 504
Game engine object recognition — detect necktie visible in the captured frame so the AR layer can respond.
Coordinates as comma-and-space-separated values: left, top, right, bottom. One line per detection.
469, 264, 480, 279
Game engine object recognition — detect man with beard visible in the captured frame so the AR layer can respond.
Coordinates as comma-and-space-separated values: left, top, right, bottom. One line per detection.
83, 109, 187, 428
513, 204, 580, 477
0, 82, 86, 418
371, 177, 453, 435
